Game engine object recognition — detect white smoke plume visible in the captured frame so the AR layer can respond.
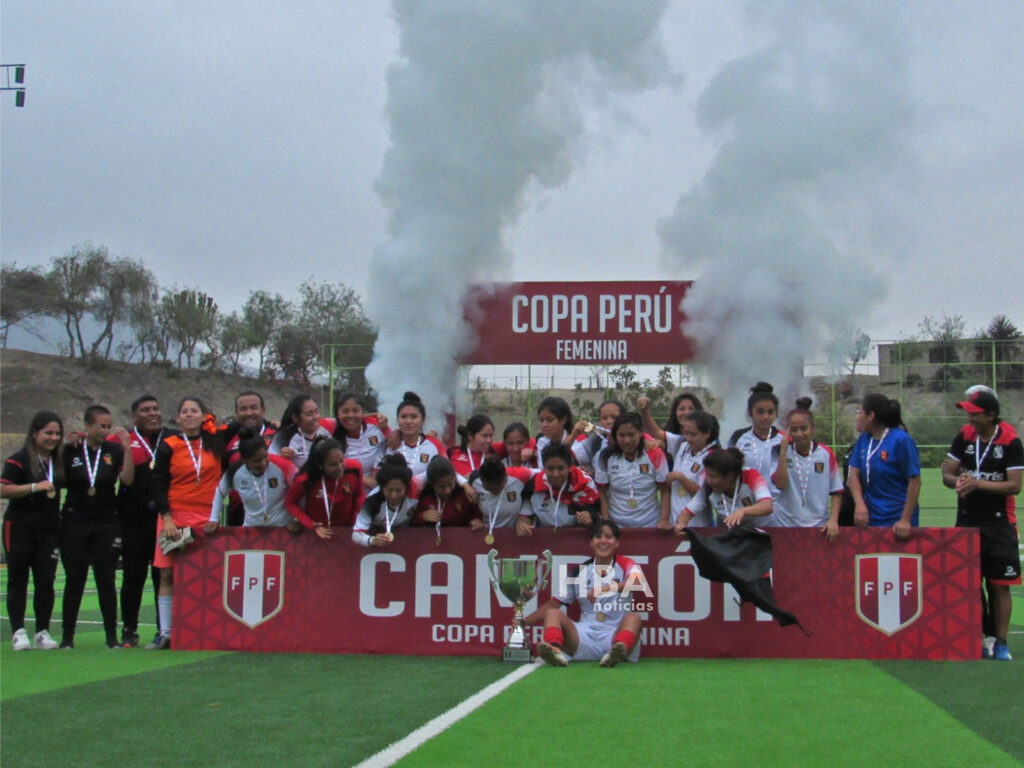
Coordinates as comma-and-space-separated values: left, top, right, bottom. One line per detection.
659, 0, 916, 432
367, 0, 671, 428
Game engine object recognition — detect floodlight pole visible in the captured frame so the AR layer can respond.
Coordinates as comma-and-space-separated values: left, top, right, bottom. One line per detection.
1, 64, 27, 106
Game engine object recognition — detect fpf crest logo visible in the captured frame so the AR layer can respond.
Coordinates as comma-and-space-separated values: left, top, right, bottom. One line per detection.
223, 550, 285, 628
854, 554, 922, 636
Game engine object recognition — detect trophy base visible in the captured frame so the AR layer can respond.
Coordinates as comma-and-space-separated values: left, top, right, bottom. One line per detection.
502, 646, 533, 663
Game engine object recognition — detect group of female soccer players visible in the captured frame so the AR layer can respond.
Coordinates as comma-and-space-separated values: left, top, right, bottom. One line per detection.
4, 381, 1018, 663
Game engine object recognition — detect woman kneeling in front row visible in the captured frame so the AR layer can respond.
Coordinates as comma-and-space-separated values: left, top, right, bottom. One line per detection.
525, 519, 644, 667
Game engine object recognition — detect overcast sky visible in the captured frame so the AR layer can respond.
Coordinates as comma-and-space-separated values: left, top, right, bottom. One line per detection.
2, 0, 1022, 354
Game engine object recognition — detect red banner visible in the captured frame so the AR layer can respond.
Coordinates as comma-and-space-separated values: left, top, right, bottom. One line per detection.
461, 281, 695, 364
172, 527, 979, 660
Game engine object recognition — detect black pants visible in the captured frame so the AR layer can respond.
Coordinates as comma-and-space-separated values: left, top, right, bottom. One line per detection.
119, 516, 159, 634
3, 521, 59, 633
60, 517, 121, 639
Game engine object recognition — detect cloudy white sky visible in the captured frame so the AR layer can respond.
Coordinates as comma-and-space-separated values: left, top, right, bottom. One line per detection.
2, 0, 1022, 355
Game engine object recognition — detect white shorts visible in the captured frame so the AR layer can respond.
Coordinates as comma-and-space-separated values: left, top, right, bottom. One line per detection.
568, 619, 641, 663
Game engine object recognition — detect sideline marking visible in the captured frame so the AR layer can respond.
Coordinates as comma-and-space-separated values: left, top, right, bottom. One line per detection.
353, 660, 540, 768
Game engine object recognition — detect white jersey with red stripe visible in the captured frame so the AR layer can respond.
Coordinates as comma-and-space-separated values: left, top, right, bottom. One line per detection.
383, 434, 444, 476
555, 556, 644, 627
335, 416, 388, 475
594, 447, 669, 527
268, 423, 333, 469
685, 468, 772, 527
524, 466, 600, 528
774, 442, 844, 527
211, 455, 297, 527
665, 433, 717, 523
572, 433, 607, 473
468, 467, 535, 528
353, 477, 422, 537
731, 427, 786, 523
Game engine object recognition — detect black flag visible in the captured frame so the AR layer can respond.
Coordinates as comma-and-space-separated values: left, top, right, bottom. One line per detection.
684, 527, 805, 630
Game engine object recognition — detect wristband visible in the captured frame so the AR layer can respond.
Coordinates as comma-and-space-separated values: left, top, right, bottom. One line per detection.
30, 483, 36, 494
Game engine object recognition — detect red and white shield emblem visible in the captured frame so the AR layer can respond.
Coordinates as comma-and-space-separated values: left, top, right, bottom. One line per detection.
855, 554, 922, 636
223, 550, 285, 628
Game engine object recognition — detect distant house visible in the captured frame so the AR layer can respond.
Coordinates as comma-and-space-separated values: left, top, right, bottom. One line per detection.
877, 338, 1023, 388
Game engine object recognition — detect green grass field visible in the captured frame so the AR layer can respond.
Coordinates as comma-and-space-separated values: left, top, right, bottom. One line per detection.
2, 469, 1022, 767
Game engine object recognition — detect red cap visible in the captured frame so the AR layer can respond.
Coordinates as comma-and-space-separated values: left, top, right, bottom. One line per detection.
957, 391, 999, 415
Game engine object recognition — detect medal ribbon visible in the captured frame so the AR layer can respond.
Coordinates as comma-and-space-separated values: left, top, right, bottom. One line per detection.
183, 435, 203, 484
864, 429, 889, 486
83, 443, 102, 493
134, 427, 163, 467
973, 425, 1000, 478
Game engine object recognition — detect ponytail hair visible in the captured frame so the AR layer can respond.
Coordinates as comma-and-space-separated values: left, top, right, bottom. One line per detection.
786, 396, 815, 426
683, 411, 720, 444
747, 382, 778, 415
424, 456, 457, 493
376, 453, 412, 491
861, 393, 905, 430
479, 455, 507, 485
456, 413, 494, 451
397, 391, 425, 420
236, 428, 268, 461
300, 437, 344, 489
703, 447, 745, 478
178, 396, 223, 459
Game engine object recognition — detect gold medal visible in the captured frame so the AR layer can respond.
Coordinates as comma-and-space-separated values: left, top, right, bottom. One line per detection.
484, 534, 495, 545
149, 459, 156, 470
87, 487, 96, 497
435, 535, 441, 547
382, 531, 394, 543
46, 489, 57, 499
596, 612, 607, 622
627, 497, 637, 509
677, 486, 686, 497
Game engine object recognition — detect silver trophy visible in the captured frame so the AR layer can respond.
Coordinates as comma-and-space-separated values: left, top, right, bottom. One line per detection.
487, 549, 552, 662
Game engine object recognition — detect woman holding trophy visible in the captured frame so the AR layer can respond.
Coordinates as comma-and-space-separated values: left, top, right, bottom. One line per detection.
526, 519, 645, 667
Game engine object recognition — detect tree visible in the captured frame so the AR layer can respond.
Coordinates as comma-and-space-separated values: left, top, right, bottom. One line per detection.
86, 256, 156, 361
242, 290, 293, 378
49, 244, 107, 358
269, 279, 374, 385
826, 329, 871, 380
209, 311, 252, 374
0, 262, 56, 347
160, 288, 218, 368
979, 314, 1022, 391
918, 313, 966, 392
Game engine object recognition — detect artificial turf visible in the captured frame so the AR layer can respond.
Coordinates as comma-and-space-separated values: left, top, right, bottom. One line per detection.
396, 660, 1023, 768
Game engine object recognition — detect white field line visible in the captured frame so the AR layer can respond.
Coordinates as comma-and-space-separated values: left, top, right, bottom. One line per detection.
352, 660, 540, 768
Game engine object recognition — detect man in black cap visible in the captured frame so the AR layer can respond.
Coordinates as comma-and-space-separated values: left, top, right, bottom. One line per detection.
942, 389, 1022, 661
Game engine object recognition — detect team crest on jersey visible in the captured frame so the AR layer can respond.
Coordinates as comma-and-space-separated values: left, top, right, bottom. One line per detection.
369, 436, 379, 446
223, 550, 285, 628
855, 554, 922, 636
420, 453, 430, 464
71, 457, 83, 467
268, 477, 278, 489
639, 464, 650, 474
994, 446, 1004, 459
342, 482, 352, 494
814, 462, 825, 473
965, 444, 976, 454
506, 491, 518, 502
741, 496, 753, 506
880, 451, 889, 462
691, 462, 701, 473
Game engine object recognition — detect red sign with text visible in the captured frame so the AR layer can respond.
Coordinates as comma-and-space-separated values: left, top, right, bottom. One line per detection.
172, 527, 979, 660
461, 281, 695, 364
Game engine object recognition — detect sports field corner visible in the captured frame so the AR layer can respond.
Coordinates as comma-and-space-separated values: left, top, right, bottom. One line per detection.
2, 469, 1023, 767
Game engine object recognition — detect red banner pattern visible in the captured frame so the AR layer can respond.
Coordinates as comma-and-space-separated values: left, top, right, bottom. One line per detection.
172, 527, 979, 659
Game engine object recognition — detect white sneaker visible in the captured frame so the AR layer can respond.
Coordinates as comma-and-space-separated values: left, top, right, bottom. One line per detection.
12, 628, 31, 651
600, 641, 630, 668
536, 641, 568, 667
982, 636, 996, 659
34, 630, 59, 650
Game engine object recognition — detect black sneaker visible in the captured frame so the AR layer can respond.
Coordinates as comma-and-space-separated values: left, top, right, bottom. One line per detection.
121, 632, 140, 648
59, 637, 74, 650
106, 634, 121, 649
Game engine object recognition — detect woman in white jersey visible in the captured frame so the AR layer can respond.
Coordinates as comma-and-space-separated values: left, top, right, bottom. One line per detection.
331, 392, 389, 489
594, 412, 671, 529
676, 447, 773, 530
728, 382, 785, 525
572, 399, 623, 474
207, 428, 299, 531
527, 519, 645, 667
352, 455, 419, 547
772, 398, 844, 540
382, 392, 443, 477
468, 456, 536, 540
269, 395, 332, 470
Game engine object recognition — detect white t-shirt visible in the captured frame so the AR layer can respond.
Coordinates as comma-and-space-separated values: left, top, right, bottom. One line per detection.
594, 447, 669, 527
773, 443, 844, 527
383, 434, 444, 477
469, 467, 536, 529
684, 468, 772, 527
555, 556, 644, 627
211, 456, 296, 527
665, 433, 717, 524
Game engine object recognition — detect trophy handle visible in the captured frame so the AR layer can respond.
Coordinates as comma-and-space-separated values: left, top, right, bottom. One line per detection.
537, 549, 553, 592
486, 549, 500, 589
